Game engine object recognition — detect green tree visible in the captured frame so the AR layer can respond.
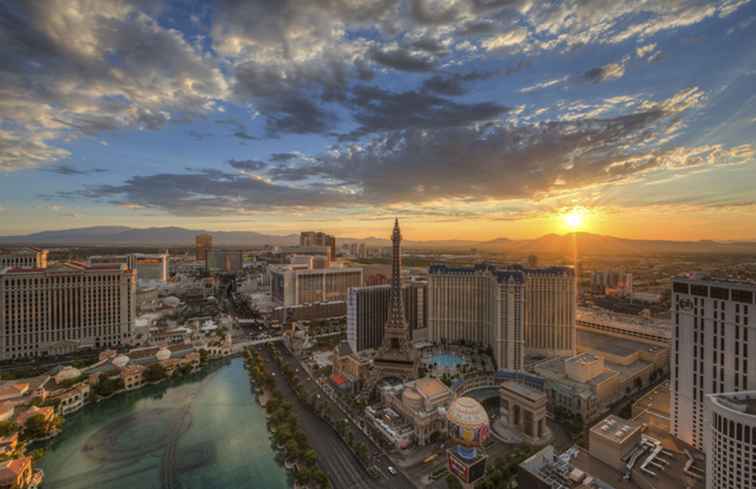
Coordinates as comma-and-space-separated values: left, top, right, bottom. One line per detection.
22, 414, 50, 440
304, 449, 317, 466
0, 421, 18, 437
143, 363, 167, 382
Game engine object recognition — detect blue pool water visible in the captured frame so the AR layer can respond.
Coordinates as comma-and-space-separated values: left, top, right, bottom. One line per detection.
432, 353, 464, 368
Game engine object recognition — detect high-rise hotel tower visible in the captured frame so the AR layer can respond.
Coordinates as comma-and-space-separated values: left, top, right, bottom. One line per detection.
0, 262, 136, 360
523, 267, 576, 357
671, 274, 755, 450
428, 264, 575, 370
428, 264, 526, 371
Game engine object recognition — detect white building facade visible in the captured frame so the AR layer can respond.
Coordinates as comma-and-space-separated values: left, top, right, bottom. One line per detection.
0, 248, 48, 270
671, 275, 755, 449
0, 262, 136, 360
705, 391, 756, 489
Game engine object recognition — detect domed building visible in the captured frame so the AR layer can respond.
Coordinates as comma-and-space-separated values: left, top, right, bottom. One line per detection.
53, 366, 82, 385
155, 347, 171, 362
112, 355, 130, 369
371, 377, 452, 448
446, 397, 490, 488
447, 397, 490, 448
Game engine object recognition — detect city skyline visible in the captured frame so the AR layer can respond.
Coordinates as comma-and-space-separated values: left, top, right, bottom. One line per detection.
2, 1, 756, 240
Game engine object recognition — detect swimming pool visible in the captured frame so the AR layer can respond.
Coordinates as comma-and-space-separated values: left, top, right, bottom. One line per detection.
431, 353, 465, 369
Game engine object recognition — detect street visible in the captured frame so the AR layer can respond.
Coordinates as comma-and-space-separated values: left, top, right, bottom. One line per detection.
259, 345, 417, 489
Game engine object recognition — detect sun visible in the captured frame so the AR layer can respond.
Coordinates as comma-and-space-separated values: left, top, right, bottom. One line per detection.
563, 208, 586, 231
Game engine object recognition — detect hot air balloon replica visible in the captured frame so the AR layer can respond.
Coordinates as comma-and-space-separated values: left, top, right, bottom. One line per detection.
446, 396, 490, 488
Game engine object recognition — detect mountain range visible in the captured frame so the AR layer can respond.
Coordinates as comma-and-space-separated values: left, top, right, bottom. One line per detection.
1, 226, 756, 255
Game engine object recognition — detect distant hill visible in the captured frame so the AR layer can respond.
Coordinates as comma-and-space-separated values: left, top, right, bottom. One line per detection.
1, 226, 755, 255
0, 226, 298, 247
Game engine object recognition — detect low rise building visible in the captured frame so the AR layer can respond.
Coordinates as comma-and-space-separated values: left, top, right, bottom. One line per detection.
49, 383, 90, 415
0, 404, 14, 423
576, 307, 671, 346
577, 328, 669, 395
588, 415, 642, 471
331, 341, 370, 393
0, 433, 18, 457
0, 457, 35, 489
519, 423, 705, 489
632, 380, 671, 433
14, 406, 54, 428
533, 352, 619, 420
378, 377, 451, 447
120, 365, 146, 390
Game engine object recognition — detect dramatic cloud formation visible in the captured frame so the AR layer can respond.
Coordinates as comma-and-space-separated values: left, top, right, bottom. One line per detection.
1, 0, 755, 238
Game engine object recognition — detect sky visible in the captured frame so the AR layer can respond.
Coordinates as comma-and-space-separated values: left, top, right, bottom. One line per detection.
1, 0, 756, 241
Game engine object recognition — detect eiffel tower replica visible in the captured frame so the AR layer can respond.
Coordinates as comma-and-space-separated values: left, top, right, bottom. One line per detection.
357, 218, 419, 401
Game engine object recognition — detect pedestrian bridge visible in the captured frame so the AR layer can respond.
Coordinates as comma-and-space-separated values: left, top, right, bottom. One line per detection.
451, 370, 546, 399
452, 374, 497, 398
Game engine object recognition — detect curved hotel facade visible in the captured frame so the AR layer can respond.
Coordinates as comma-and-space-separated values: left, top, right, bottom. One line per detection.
0, 262, 136, 360
428, 264, 575, 370
706, 391, 756, 489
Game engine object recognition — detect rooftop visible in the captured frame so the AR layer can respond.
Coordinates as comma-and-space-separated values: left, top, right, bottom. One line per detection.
0, 457, 31, 484
709, 390, 756, 416
633, 381, 670, 417
414, 377, 450, 399
590, 415, 641, 445
500, 380, 546, 402
577, 307, 672, 338
577, 330, 664, 358
521, 443, 705, 489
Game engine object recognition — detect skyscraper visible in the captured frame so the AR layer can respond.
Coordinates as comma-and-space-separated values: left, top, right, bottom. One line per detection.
346, 282, 427, 352
671, 275, 755, 450
195, 234, 213, 261
299, 231, 336, 262
522, 267, 576, 357
428, 264, 525, 371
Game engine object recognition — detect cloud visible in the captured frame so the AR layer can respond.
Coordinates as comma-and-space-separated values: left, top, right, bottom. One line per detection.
481, 27, 529, 50
187, 130, 214, 141
421, 61, 528, 96
62, 168, 353, 216
583, 59, 627, 83
636, 43, 663, 62
0, 130, 70, 172
519, 76, 569, 94
270, 153, 299, 162
342, 85, 509, 139
60, 82, 750, 219
228, 159, 267, 171
43, 165, 108, 176
369, 45, 436, 72
0, 0, 228, 170
521, 56, 630, 94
